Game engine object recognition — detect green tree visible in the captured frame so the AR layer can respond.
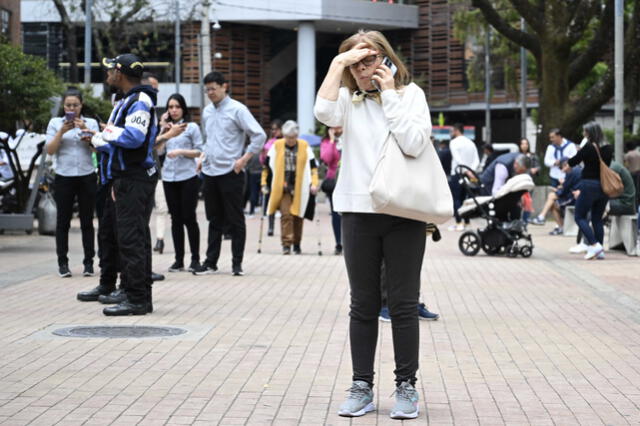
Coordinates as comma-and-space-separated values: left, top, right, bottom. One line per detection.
0, 43, 63, 133
455, 0, 640, 155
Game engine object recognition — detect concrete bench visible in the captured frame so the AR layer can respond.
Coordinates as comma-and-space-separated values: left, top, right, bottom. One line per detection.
563, 205, 578, 237
608, 214, 639, 256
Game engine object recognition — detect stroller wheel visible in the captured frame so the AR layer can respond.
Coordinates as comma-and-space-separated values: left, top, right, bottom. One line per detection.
520, 245, 533, 258
459, 231, 481, 256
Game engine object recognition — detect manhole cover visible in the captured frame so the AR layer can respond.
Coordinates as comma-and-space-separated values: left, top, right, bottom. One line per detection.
52, 325, 187, 338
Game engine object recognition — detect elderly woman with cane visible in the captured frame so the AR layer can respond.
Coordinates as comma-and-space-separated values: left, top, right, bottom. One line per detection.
261, 120, 319, 255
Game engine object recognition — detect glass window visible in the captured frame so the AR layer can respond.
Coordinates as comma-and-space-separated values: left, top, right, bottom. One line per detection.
0, 9, 10, 37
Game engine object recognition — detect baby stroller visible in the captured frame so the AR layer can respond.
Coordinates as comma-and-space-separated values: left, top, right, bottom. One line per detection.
454, 165, 534, 258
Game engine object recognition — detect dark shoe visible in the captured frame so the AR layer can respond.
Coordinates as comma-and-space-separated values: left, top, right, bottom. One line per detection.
379, 306, 391, 322
151, 272, 165, 281
188, 260, 201, 272
232, 265, 244, 276
549, 227, 563, 236
58, 264, 72, 278
98, 288, 127, 304
82, 264, 94, 277
147, 300, 153, 314
192, 263, 218, 275
77, 285, 114, 302
334, 245, 343, 255
103, 300, 148, 316
168, 261, 184, 272
154, 239, 164, 254
282, 246, 291, 255
418, 303, 439, 321
293, 244, 301, 255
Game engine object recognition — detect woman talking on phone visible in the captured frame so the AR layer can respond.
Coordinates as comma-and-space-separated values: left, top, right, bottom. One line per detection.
314, 30, 431, 419
155, 94, 203, 272
45, 88, 100, 278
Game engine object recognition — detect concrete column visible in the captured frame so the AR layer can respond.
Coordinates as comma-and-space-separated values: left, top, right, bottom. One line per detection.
297, 22, 316, 135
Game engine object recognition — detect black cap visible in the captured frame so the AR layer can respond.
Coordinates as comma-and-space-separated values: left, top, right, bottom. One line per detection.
102, 54, 144, 78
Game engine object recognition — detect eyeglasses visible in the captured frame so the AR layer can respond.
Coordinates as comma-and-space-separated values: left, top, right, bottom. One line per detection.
349, 55, 381, 68
204, 87, 218, 93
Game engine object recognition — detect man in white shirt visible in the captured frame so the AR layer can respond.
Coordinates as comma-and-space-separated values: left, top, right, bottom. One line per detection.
448, 123, 479, 231
544, 129, 577, 188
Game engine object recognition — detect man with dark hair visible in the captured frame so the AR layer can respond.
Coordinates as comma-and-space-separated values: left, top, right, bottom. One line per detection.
530, 158, 582, 232
193, 71, 266, 276
448, 122, 479, 231
79, 53, 158, 316
544, 128, 576, 187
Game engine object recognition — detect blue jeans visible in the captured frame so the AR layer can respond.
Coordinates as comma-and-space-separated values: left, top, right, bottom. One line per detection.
574, 179, 608, 245
449, 175, 469, 224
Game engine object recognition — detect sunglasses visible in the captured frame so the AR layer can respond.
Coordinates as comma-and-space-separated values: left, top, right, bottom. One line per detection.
349, 55, 382, 68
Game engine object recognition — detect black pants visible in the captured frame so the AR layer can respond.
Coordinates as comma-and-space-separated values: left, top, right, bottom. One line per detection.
342, 213, 426, 387
164, 176, 200, 264
246, 172, 261, 214
53, 173, 97, 267
203, 171, 246, 268
98, 182, 122, 290
113, 176, 156, 305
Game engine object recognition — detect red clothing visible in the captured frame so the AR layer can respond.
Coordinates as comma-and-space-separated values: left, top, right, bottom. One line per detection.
320, 137, 341, 180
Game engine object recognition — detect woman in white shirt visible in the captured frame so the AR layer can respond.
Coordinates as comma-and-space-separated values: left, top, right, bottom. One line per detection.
314, 30, 431, 420
155, 94, 203, 273
45, 89, 99, 278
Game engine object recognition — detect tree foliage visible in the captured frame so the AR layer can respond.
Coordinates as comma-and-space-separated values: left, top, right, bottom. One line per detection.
0, 43, 63, 133
52, 0, 196, 87
453, 0, 640, 154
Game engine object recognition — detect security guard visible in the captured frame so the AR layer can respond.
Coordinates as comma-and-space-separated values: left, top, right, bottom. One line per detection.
87, 54, 158, 316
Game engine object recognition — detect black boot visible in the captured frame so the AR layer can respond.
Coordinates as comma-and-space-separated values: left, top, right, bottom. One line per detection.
154, 239, 164, 254
103, 300, 148, 316
77, 285, 115, 302
98, 288, 127, 304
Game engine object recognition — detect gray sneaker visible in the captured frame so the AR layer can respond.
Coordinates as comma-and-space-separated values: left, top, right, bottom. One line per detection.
337, 380, 375, 417
390, 381, 419, 419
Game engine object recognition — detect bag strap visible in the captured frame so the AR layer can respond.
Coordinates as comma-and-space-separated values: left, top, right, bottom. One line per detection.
592, 142, 605, 164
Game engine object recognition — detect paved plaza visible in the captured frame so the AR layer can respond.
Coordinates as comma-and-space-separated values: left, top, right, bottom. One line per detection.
1, 200, 639, 425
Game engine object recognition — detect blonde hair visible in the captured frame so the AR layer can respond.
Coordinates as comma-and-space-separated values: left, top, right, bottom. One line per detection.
338, 29, 410, 92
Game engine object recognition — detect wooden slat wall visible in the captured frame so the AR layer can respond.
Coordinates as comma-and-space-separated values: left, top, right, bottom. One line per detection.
181, 22, 271, 127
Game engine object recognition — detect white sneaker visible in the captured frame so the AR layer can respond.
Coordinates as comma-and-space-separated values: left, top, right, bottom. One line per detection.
597, 251, 605, 260
447, 224, 458, 231
569, 242, 588, 254
584, 243, 604, 260
455, 224, 465, 231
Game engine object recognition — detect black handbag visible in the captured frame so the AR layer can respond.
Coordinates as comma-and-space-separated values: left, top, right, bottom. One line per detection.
320, 177, 336, 194
304, 194, 316, 221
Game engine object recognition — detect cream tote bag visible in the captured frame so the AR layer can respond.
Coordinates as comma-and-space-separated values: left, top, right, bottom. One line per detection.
369, 132, 453, 224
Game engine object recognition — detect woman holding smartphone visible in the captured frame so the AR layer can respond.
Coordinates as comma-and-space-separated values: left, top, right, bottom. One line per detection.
156, 94, 203, 272
45, 88, 100, 277
314, 30, 431, 419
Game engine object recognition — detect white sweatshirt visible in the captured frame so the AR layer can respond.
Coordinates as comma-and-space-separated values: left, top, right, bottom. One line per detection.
314, 82, 432, 213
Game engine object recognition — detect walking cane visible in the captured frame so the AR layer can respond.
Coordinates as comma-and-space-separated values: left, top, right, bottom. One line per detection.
316, 197, 323, 256
257, 190, 268, 254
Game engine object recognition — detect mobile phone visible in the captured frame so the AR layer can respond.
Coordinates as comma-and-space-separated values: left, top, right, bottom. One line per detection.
65, 111, 76, 122
372, 57, 398, 91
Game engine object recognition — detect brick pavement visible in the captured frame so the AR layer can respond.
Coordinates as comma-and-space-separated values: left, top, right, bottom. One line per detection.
0, 200, 639, 425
